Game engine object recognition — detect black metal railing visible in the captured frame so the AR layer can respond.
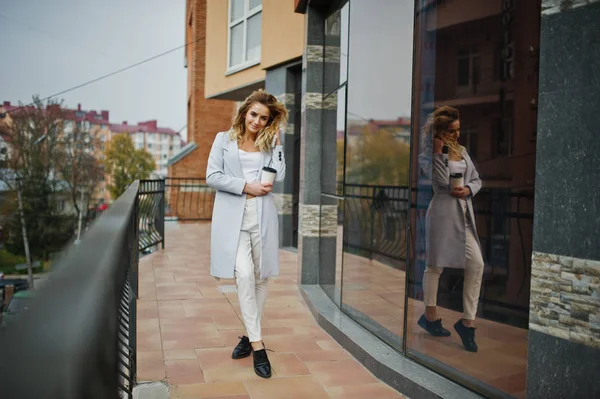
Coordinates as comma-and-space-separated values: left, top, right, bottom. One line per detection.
165, 177, 215, 221
343, 184, 410, 264
139, 179, 165, 251
0, 179, 166, 399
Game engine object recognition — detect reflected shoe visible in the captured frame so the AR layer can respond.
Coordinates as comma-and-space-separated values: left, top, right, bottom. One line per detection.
454, 320, 478, 352
231, 336, 252, 359
418, 314, 451, 337
253, 349, 272, 379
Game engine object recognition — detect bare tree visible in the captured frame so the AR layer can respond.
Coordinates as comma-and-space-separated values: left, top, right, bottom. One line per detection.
0, 96, 103, 261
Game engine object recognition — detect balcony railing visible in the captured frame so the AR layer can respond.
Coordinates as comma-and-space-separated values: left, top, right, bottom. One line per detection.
0, 179, 166, 399
165, 177, 215, 221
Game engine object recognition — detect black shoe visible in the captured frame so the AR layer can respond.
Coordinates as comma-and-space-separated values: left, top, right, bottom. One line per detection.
231, 336, 252, 359
418, 314, 451, 337
253, 349, 272, 379
454, 320, 478, 352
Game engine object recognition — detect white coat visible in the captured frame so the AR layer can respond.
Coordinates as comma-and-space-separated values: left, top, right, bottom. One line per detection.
206, 131, 286, 280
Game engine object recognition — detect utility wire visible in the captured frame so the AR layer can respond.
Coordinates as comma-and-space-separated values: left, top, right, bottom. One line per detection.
5, 37, 199, 113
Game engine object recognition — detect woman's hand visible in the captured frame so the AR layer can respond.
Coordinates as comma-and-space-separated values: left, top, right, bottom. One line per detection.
244, 182, 273, 196
451, 186, 471, 199
433, 138, 444, 154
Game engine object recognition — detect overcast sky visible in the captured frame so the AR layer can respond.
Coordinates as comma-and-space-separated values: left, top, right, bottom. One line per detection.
0, 0, 188, 139
347, 0, 415, 122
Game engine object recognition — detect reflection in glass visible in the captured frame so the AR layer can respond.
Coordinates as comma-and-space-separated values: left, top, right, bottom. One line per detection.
229, 23, 244, 67
246, 13, 262, 62
324, 3, 349, 95
407, 1, 540, 397
338, 0, 415, 353
230, 0, 244, 22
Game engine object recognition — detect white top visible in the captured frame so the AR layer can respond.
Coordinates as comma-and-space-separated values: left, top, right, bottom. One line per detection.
449, 159, 466, 175
238, 149, 262, 183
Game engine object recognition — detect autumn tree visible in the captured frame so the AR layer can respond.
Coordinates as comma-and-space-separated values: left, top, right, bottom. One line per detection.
345, 125, 410, 186
103, 134, 156, 199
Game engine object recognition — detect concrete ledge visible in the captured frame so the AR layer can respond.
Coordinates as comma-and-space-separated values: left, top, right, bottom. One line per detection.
301, 285, 483, 399
133, 381, 170, 399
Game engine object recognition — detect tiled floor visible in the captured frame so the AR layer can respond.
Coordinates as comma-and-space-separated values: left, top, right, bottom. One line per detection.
136, 222, 406, 399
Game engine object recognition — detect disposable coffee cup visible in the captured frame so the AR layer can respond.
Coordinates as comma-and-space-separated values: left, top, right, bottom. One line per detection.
450, 173, 464, 189
261, 166, 277, 184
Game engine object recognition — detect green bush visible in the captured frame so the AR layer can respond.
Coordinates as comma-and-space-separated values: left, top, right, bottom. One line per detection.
0, 247, 28, 275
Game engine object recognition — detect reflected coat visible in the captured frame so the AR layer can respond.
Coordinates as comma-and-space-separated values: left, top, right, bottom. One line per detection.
206, 131, 285, 280
426, 150, 483, 269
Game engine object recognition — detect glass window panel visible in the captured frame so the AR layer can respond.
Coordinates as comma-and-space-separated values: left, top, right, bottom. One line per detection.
249, 0, 261, 10
229, 23, 244, 67
406, 1, 540, 397
324, 3, 349, 94
230, 0, 244, 22
321, 86, 346, 197
339, 0, 414, 354
246, 12, 262, 62
319, 194, 344, 307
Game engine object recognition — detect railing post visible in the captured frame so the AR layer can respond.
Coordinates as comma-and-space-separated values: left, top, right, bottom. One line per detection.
160, 179, 165, 249
369, 188, 376, 260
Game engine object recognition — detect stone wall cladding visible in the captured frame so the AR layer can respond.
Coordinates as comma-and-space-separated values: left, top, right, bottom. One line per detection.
300, 204, 338, 237
542, 0, 600, 15
530, 251, 600, 348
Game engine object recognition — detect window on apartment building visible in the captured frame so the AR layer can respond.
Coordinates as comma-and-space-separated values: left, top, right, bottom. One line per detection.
457, 45, 481, 88
493, 117, 513, 157
459, 124, 478, 160
228, 0, 262, 71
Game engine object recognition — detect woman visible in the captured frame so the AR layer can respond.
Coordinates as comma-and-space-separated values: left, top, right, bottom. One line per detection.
206, 89, 288, 378
417, 106, 484, 353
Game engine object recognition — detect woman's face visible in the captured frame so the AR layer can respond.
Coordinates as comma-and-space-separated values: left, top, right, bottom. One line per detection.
244, 102, 271, 135
442, 119, 460, 142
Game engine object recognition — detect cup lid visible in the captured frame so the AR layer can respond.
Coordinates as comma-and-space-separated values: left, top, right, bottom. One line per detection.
262, 166, 277, 173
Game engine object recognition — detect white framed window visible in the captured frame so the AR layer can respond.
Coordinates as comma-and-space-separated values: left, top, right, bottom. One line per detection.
228, 0, 262, 73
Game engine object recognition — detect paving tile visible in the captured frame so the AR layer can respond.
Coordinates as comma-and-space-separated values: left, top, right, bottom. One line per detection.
268, 353, 310, 377
137, 318, 160, 335
164, 349, 198, 361
203, 366, 265, 383
165, 359, 203, 378
305, 359, 378, 387
167, 373, 205, 385
243, 375, 330, 399
171, 381, 248, 399
137, 333, 163, 351
327, 383, 406, 398
196, 348, 253, 370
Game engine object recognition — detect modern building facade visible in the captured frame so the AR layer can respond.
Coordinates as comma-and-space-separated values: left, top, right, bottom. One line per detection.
198, 0, 600, 397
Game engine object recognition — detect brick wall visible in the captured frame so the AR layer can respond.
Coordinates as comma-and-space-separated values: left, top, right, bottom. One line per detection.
170, 0, 236, 180
168, 0, 235, 220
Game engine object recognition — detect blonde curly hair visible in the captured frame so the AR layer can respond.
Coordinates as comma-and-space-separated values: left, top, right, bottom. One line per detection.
422, 105, 464, 159
228, 89, 289, 152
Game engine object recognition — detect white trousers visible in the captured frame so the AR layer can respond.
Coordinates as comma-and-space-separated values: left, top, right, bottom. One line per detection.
423, 199, 484, 320
235, 198, 269, 342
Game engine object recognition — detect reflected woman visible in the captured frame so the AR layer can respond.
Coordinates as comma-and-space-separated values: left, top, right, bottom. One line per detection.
417, 106, 484, 352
